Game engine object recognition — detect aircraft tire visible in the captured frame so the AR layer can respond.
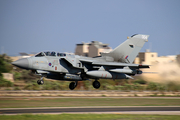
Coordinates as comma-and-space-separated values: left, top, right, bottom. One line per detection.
93, 81, 100, 89
69, 82, 76, 90
37, 80, 41, 85
37, 80, 44, 85
40, 80, 44, 85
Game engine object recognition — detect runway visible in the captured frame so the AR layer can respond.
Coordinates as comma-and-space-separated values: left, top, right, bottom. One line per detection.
1, 96, 180, 99
1, 106, 180, 115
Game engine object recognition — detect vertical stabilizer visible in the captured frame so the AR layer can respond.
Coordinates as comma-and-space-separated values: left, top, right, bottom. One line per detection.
101, 34, 149, 63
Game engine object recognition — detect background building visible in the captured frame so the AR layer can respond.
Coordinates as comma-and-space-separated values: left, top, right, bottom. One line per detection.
134, 49, 180, 83
135, 49, 177, 65
75, 41, 112, 57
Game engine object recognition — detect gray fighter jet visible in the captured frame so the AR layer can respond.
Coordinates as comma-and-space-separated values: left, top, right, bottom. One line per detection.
12, 34, 150, 90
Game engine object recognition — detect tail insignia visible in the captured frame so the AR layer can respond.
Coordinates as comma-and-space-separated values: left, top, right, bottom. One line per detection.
125, 56, 128, 59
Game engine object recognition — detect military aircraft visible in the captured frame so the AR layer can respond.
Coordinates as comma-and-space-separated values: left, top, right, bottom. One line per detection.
12, 34, 150, 90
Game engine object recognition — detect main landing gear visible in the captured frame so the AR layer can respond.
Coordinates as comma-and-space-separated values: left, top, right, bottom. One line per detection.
68, 80, 100, 90
69, 81, 78, 90
37, 77, 44, 85
92, 80, 100, 89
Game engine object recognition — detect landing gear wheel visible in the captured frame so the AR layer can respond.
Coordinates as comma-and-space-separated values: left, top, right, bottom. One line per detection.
69, 82, 77, 90
37, 80, 40, 84
37, 80, 44, 85
37, 76, 44, 85
40, 80, 44, 85
93, 80, 100, 89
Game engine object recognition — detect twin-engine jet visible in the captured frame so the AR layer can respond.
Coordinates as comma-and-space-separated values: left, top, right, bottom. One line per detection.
12, 34, 150, 90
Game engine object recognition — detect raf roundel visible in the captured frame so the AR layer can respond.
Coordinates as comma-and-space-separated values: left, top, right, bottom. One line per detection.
49, 63, 52, 66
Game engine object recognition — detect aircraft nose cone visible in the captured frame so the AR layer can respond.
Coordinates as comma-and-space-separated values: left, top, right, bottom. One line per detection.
12, 58, 29, 69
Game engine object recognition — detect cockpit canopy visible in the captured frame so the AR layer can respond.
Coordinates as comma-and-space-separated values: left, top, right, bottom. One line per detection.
35, 51, 67, 57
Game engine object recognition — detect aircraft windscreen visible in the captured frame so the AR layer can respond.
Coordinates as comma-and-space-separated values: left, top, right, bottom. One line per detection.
35, 52, 45, 57
36, 51, 67, 57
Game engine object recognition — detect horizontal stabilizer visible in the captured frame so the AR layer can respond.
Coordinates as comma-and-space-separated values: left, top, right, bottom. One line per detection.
138, 64, 150, 68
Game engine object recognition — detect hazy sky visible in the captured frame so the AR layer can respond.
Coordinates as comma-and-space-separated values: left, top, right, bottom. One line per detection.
0, 0, 180, 56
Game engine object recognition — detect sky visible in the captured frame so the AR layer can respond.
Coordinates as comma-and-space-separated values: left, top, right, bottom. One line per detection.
0, 0, 180, 56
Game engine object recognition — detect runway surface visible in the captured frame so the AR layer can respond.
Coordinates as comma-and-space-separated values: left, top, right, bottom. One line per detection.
1, 96, 180, 99
1, 106, 180, 115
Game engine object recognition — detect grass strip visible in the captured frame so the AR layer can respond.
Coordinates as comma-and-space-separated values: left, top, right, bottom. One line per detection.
0, 98, 180, 108
0, 114, 180, 120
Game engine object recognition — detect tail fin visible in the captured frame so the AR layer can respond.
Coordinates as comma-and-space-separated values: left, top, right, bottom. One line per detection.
101, 34, 149, 63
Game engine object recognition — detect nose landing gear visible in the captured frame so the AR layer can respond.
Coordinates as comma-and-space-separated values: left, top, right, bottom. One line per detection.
37, 77, 44, 85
